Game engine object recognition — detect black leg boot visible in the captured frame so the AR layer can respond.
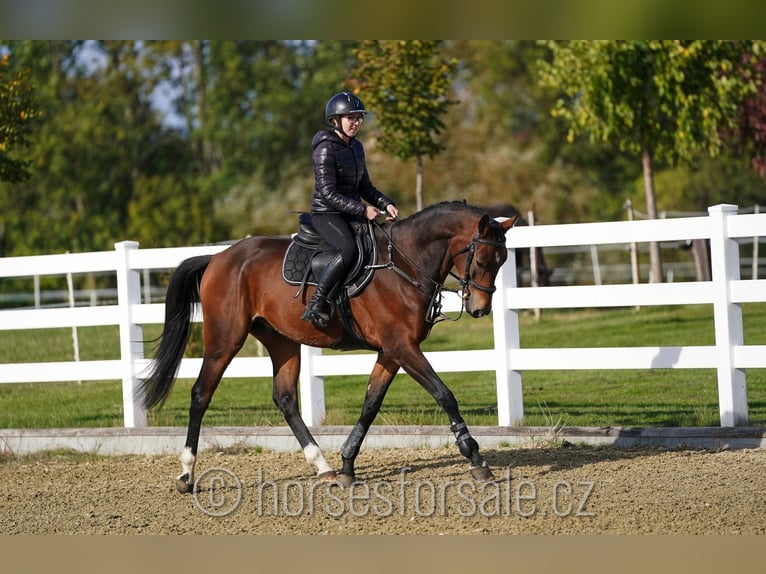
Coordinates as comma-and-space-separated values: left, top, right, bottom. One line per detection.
302, 253, 346, 328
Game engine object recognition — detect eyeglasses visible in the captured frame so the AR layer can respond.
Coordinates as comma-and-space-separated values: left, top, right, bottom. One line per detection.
344, 114, 364, 124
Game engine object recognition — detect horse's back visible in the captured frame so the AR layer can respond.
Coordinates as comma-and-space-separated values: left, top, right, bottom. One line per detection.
210, 235, 289, 267
201, 236, 291, 296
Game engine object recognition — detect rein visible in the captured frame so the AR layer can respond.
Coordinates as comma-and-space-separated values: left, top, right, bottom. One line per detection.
369, 221, 505, 325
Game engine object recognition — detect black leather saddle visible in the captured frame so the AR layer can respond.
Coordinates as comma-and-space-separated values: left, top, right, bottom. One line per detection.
282, 213, 378, 298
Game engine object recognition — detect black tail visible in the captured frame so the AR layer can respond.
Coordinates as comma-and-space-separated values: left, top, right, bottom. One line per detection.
139, 254, 213, 410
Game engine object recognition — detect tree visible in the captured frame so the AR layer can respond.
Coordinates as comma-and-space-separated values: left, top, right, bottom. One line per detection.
353, 40, 456, 211
446, 40, 641, 225
538, 40, 764, 282
727, 51, 766, 178
0, 41, 211, 255
163, 40, 359, 237
0, 52, 40, 182
0, 40, 366, 256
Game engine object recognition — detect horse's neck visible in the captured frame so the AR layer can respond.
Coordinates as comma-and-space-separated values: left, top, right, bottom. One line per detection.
390, 219, 461, 281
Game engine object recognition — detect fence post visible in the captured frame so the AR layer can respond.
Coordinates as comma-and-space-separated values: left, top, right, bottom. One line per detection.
492, 248, 524, 426
589, 245, 602, 285
753, 204, 760, 280
527, 208, 541, 321
115, 241, 147, 428
65, 258, 81, 383
707, 204, 748, 426
299, 345, 326, 426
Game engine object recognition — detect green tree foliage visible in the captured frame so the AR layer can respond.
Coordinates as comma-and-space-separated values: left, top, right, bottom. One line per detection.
540, 41, 763, 162
0, 52, 40, 182
538, 40, 765, 281
449, 40, 642, 224
0, 41, 221, 255
726, 51, 766, 178
353, 40, 457, 211
0, 50, 41, 260
157, 40, 359, 237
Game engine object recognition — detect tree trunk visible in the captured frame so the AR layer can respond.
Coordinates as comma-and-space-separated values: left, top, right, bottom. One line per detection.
642, 147, 663, 283
192, 40, 219, 176
415, 155, 424, 212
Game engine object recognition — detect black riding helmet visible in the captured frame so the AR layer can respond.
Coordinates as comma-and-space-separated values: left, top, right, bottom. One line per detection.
325, 92, 367, 130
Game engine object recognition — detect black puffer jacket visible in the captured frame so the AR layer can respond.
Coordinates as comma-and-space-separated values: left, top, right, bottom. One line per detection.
310, 128, 395, 217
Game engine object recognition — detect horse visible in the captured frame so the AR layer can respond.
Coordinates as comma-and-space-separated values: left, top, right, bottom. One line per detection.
482, 203, 552, 287
139, 200, 518, 492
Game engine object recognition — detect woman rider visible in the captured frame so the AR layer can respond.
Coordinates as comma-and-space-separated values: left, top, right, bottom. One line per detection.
302, 91, 400, 328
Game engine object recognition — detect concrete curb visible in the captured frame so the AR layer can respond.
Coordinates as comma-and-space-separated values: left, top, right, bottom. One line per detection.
2, 425, 765, 457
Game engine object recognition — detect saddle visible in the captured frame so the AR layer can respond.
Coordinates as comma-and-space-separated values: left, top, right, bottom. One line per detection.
282, 213, 378, 299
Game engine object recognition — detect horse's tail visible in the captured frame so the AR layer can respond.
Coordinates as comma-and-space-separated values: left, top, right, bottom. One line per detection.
139, 254, 213, 410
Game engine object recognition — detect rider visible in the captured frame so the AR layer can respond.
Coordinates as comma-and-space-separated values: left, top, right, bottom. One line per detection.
302, 91, 400, 328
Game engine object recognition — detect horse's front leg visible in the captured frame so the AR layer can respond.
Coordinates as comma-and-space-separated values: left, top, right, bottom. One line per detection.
337, 354, 399, 486
398, 348, 494, 481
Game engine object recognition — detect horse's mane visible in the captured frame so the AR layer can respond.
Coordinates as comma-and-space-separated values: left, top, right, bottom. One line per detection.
398, 200, 487, 226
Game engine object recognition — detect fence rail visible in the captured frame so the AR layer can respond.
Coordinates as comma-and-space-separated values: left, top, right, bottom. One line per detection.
1, 204, 765, 429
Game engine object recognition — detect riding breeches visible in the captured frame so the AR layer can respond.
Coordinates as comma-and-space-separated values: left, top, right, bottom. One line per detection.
309, 212, 357, 270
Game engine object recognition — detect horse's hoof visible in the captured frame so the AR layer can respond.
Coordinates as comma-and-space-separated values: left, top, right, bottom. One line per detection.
317, 470, 338, 482
336, 473, 356, 488
470, 464, 495, 482
175, 476, 194, 494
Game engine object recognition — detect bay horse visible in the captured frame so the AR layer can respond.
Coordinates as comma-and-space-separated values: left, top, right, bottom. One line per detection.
139, 200, 517, 492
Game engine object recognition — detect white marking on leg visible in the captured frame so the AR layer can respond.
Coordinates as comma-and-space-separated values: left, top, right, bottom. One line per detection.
303, 444, 333, 475
179, 446, 196, 483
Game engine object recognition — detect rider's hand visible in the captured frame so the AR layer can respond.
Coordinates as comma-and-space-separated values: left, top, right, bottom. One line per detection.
385, 204, 399, 222
365, 205, 380, 221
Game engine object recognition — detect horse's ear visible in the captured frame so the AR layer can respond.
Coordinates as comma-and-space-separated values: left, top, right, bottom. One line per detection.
499, 213, 519, 233
478, 213, 492, 234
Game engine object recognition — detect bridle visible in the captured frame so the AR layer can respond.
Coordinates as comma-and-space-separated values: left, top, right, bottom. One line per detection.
450, 231, 507, 299
372, 221, 507, 323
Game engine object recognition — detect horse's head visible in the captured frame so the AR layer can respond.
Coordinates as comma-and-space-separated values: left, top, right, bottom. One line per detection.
453, 212, 518, 318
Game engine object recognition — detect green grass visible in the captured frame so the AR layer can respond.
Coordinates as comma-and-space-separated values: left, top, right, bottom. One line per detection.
1, 303, 765, 429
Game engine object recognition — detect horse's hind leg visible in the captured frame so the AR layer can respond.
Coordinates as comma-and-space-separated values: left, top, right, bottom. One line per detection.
338, 353, 399, 485
177, 320, 249, 493
256, 327, 336, 481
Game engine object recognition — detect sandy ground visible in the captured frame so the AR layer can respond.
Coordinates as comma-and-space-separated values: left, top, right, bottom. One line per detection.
2, 443, 764, 535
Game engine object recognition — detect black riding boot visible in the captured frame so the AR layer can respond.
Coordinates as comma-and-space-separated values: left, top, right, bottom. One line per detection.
302, 253, 346, 327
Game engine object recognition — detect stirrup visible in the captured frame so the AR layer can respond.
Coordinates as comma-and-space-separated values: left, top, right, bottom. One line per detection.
302, 302, 330, 327
302, 309, 330, 327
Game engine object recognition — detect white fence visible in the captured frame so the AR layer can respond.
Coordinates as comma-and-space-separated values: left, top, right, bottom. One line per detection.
1, 204, 765, 429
